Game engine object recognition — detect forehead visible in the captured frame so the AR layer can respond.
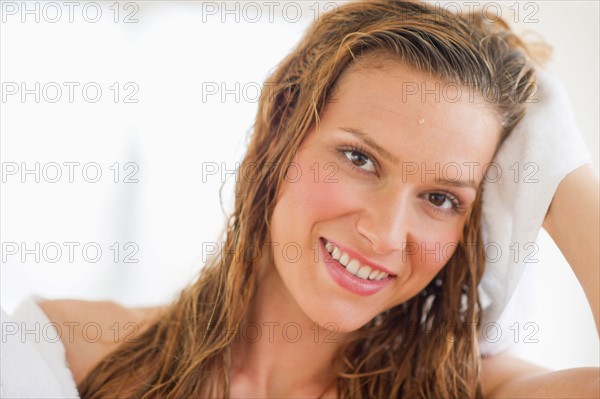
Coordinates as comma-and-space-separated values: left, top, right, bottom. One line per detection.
323, 59, 502, 169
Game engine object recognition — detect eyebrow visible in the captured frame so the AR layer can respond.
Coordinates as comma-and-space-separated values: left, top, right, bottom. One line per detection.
435, 178, 478, 191
339, 126, 478, 191
339, 127, 400, 165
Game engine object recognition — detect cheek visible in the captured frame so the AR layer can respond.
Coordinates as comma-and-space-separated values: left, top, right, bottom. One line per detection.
278, 155, 355, 223
269, 159, 341, 254
406, 228, 461, 284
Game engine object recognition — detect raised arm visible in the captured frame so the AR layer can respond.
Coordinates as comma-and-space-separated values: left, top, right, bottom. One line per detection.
543, 164, 599, 333
482, 164, 600, 398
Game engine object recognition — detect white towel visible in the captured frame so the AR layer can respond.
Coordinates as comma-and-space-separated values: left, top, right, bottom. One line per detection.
477, 68, 593, 355
1, 296, 80, 398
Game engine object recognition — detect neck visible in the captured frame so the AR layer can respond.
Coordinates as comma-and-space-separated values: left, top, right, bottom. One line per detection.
229, 258, 345, 398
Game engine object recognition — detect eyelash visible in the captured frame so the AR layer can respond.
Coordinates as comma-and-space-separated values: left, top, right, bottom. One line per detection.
427, 191, 464, 217
337, 143, 379, 176
336, 143, 465, 216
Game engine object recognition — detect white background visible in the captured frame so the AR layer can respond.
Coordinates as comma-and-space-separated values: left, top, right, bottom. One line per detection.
1, 1, 598, 371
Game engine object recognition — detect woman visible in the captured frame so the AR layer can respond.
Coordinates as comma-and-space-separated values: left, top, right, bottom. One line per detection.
38, 0, 598, 397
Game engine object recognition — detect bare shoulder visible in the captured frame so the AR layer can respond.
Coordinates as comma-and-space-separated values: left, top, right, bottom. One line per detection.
480, 352, 548, 398
481, 352, 599, 398
39, 299, 165, 385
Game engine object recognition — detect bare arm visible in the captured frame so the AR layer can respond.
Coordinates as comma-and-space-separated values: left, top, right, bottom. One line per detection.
482, 164, 600, 398
482, 352, 599, 398
543, 164, 599, 333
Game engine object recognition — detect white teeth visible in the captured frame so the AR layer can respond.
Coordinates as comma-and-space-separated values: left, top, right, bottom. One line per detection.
356, 265, 371, 279
331, 247, 341, 260
339, 252, 350, 267
324, 240, 390, 281
346, 259, 360, 275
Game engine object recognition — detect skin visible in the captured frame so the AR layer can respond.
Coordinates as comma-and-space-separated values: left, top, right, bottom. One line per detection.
266, 59, 499, 333
481, 164, 600, 398
543, 165, 599, 335
38, 62, 600, 398
230, 60, 501, 397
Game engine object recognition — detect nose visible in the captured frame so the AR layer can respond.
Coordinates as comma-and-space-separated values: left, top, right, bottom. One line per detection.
356, 188, 408, 254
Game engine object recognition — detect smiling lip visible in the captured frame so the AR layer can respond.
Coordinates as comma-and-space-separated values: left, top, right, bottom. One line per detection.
321, 237, 397, 277
319, 238, 395, 296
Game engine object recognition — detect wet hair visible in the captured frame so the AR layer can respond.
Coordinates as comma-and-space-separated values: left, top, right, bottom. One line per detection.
78, 1, 547, 397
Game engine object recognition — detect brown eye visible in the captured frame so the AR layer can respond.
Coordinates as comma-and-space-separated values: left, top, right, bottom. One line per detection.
429, 193, 451, 208
349, 151, 368, 166
342, 150, 376, 173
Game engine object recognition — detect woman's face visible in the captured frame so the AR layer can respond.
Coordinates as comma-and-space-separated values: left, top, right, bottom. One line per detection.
268, 60, 502, 332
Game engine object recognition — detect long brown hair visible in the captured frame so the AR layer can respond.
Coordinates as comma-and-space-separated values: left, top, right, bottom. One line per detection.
78, 1, 547, 397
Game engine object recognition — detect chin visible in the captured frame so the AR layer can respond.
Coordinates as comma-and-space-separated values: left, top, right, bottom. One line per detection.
298, 298, 382, 335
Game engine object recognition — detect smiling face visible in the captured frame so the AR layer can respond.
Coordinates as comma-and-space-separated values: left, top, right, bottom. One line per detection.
266, 58, 502, 333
